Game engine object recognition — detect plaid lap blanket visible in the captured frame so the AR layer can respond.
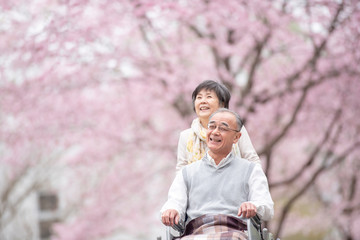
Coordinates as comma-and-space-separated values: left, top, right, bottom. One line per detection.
177, 214, 248, 240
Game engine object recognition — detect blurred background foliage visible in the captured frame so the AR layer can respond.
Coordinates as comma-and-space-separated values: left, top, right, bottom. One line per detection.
0, 0, 359, 239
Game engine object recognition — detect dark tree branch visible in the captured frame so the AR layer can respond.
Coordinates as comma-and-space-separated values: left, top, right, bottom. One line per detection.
258, 84, 309, 156
274, 140, 360, 238
248, 1, 345, 110
242, 31, 272, 99
270, 108, 342, 188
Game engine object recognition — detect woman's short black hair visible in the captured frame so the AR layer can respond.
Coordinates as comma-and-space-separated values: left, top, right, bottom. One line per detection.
191, 80, 231, 111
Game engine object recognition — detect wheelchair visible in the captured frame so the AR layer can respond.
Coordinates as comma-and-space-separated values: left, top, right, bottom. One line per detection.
158, 215, 279, 240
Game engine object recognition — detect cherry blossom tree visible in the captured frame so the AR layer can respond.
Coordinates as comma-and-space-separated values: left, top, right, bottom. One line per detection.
1, 0, 359, 239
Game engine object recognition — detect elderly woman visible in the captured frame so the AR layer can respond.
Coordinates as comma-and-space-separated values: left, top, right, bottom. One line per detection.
176, 80, 260, 172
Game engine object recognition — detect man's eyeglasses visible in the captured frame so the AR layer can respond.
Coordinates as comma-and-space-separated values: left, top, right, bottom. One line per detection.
207, 123, 240, 133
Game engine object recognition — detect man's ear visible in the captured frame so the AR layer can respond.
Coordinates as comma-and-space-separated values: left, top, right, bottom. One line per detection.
233, 132, 241, 144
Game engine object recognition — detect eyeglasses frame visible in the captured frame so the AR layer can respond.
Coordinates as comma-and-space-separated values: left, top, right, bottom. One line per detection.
207, 122, 240, 133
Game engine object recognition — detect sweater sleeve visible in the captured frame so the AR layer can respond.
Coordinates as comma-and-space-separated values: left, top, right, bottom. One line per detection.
248, 164, 274, 221
238, 126, 261, 164
176, 129, 190, 172
160, 171, 188, 222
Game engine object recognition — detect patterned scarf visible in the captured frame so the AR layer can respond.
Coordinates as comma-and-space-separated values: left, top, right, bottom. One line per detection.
186, 118, 241, 165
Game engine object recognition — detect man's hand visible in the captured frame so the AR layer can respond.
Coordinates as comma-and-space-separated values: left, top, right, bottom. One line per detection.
161, 209, 180, 226
238, 202, 257, 218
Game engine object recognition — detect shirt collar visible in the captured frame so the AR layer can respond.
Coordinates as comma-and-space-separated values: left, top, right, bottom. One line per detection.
205, 151, 234, 169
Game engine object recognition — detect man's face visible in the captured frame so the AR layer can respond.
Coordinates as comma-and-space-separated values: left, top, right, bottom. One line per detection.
206, 111, 241, 157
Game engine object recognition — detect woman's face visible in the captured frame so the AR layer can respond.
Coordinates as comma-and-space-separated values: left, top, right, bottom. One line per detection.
194, 89, 221, 122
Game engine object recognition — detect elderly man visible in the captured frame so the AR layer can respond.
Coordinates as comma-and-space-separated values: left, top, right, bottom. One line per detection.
161, 108, 274, 239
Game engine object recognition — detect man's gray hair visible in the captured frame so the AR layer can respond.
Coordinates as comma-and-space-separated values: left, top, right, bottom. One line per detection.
209, 108, 243, 131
